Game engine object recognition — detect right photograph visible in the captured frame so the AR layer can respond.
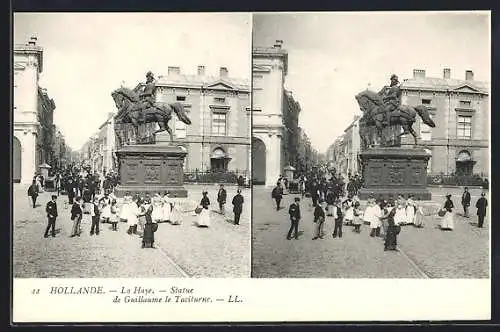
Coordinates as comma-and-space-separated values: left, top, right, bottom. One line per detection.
251, 12, 490, 278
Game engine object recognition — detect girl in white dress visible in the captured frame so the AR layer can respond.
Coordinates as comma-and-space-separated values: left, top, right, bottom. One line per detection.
406, 195, 416, 225
151, 193, 164, 223
440, 194, 455, 231
119, 193, 132, 223
162, 192, 172, 223
414, 199, 425, 228
394, 195, 407, 226
126, 196, 139, 235
99, 194, 112, 223
342, 196, 354, 225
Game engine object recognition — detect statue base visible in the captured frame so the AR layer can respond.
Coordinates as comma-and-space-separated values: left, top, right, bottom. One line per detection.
114, 143, 188, 198
358, 147, 432, 201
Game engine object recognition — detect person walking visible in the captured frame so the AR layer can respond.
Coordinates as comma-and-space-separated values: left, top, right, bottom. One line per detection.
332, 199, 344, 238
44, 195, 58, 238
475, 192, 488, 228
272, 182, 284, 211
312, 200, 326, 240
70, 197, 83, 237
217, 184, 227, 215
440, 194, 455, 231
287, 197, 301, 240
28, 180, 39, 208
381, 201, 398, 251
406, 195, 416, 225
232, 189, 244, 225
90, 197, 100, 236
461, 187, 471, 218
197, 191, 211, 227
142, 197, 156, 248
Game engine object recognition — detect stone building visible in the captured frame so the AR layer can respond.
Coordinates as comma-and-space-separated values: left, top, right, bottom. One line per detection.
91, 112, 116, 175
282, 90, 301, 171
13, 37, 44, 183
400, 68, 489, 176
152, 66, 251, 176
342, 115, 361, 176
37, 87, 56, 167
252, 40, 288, 186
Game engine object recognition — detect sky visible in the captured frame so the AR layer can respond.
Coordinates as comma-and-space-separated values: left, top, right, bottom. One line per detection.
253, 11, 491, 153
14, 13, 252, 150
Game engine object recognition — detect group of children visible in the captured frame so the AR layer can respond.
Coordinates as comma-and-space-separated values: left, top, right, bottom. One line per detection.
294, 193, 427, 251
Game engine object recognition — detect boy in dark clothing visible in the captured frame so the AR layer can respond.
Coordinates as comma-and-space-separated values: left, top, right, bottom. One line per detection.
44, 195, 58, 238
332, 199, 344, 238
28, 180, 39, 208
312, 200, 326, 240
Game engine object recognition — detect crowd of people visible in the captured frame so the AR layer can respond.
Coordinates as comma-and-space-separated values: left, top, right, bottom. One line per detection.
273, 167, 489, 252
28, 164, 246, 249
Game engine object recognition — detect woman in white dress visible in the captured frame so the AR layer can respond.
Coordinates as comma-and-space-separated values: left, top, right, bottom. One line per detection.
414, 199, 425, 228
405, 195, 416, 225
162, 192, 172, 223
440, 194, 455, 231
170, 199, 182, 225
197, 191, 211, 227
151, 193, 164, 223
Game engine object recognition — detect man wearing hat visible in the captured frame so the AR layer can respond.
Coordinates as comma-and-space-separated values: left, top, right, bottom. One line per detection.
378, 74, 403, 126
475, 192, 488, 228
44, 195, 58, 238
461, 187, 471, 218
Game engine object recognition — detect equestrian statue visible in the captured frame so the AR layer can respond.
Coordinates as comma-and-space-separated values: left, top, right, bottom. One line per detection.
112, 71, 192, 144
355, 74, 435, 148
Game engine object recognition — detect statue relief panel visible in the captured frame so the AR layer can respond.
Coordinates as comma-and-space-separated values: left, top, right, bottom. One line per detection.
386, 163, 405, 185
366, 164, 383, 186
165, 160, 182, 185
144, 163, 161, 184
124, 161, 139, 184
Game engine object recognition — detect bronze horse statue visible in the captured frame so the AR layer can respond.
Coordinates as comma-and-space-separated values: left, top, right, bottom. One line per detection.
111, 87, 192, 142
355, 90, 435, 146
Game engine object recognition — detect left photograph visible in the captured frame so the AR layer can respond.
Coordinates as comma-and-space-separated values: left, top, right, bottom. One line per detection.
13, 12, 252, 278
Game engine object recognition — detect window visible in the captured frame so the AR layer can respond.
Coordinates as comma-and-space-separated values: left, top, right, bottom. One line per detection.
459, 100, 472, 107
176, 96, 186, 101
457, 115, 472, 139
214, 97, 225, 103
212, 112, 226, 136
422, 99, 431, 105
420, 113, 433, 141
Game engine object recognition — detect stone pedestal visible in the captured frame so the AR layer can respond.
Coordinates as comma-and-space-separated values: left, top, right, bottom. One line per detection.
358, 147, 432, 200
114, 144, 188, 198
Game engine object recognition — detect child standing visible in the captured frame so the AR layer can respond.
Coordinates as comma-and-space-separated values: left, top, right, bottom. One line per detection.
110, 200, 119, 231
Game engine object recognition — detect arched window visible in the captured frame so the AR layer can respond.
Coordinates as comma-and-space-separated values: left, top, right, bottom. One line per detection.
455, 150, 475, 176
210, 147, 231, 173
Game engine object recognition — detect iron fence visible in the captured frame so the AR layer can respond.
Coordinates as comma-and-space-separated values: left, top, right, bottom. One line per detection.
183, 169, 250, 185
427, 173, 488, 188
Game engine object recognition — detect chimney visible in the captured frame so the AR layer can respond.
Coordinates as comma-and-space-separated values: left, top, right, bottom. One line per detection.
28, 36, 37, 46
273, 40, 283, 49
167, 66, 180, 76
197, 65, 205, 76
443, 68, 451, 79
413, 69, 426, 79
466, 70, 474, 81
219, 67, 228, 77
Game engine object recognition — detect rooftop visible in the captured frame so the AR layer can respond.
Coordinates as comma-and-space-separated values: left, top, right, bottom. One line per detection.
155, 74, 250, 92
401, 77, 489, 94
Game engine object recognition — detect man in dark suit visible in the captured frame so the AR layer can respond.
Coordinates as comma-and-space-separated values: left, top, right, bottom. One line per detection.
272, 182, 284, 211
217, 184, 227, 215
461, 187, 471, 218
475, 192, 488, 228
287, 197, 301, 240
232, 189, 244, 225
44, 195, 58, 238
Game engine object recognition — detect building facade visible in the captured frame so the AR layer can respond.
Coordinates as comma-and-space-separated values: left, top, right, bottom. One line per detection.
252, 41, 288, 186
342, 115, 361, 176
153, 66, 251, 176
282, 90, 301, 171
13, 37, 44, 183
91, 112, 116, 175
401, 68, 489, 176
37, 87, 56, 167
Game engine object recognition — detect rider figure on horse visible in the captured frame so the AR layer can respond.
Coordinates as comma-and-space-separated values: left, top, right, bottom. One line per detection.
137, 71, 157, 123
378, 74, 405, 126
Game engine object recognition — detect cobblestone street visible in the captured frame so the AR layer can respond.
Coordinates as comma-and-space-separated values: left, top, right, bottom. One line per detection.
252, 186, 489, 278
13, 184, 250, 278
